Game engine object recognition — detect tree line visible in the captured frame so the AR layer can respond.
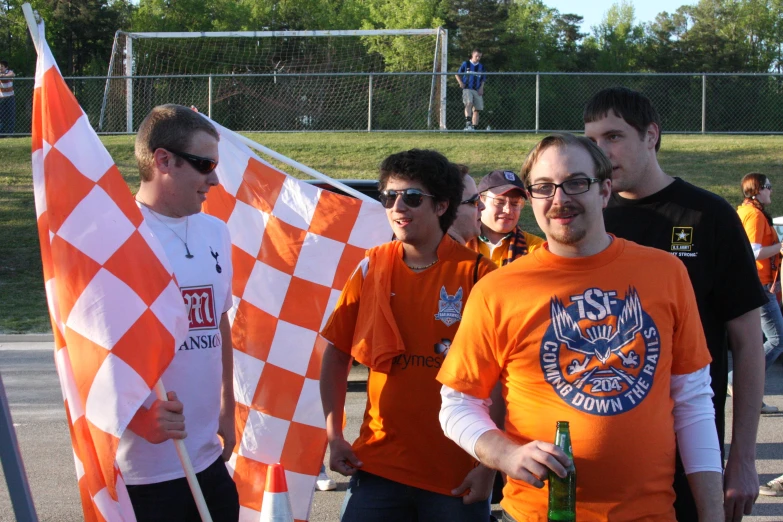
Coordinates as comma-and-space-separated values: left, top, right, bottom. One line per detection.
1, 0, 782, 77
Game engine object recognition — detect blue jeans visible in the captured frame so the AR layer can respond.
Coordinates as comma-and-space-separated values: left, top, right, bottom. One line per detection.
340, 470, 490, 522
761, 290, 783, 367
729, 290, 783, 386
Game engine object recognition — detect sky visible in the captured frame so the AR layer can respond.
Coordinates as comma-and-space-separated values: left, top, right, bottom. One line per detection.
545, 0, 691, 32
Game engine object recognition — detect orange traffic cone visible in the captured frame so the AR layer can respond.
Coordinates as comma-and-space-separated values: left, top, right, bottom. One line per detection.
260, 463, 295, 522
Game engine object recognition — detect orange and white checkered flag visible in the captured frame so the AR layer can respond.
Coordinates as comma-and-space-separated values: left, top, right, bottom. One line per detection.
31, 24, 189, 521
202, 120, 391, 521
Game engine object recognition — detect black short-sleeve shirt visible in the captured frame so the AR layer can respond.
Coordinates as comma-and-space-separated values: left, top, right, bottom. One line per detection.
604, 177, 766, 442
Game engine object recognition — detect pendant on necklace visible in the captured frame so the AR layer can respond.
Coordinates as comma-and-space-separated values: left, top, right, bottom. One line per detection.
185, 244, 194, 259
210, 247, 222, 273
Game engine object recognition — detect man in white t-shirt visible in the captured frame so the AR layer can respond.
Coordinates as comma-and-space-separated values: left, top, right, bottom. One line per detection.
119, 104, 238, 521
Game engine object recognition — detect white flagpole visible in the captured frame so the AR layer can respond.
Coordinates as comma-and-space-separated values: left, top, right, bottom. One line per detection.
22, 6, 214, 520
217, 123, 379, 205
21, 4, 40, 52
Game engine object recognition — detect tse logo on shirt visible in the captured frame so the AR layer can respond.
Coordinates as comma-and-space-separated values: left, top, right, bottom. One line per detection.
540, 287, 660, 416
181, 285, 217, 330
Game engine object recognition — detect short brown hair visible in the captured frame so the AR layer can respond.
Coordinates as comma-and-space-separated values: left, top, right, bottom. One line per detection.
521, 133, 612, 185
135, 104, 219, 182
583, 87, 662, 152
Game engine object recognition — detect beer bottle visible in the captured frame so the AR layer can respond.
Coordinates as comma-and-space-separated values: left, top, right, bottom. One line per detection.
547, 421, 576, 521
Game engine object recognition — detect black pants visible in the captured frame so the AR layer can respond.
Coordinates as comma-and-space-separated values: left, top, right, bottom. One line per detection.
0, 96, 15, 134
126, 456, 239, 522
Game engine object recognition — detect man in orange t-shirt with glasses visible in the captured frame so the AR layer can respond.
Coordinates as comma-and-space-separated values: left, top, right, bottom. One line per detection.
438, 134, 724, 521
320, 149, 496, 521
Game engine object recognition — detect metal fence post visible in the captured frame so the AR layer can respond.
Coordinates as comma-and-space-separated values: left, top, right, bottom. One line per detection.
0, 372, 38, 522
535, 74, 540, 134
368, 74, 373, 132
208, 75, 213, 119
701, 74, 707, 134
439, 29, 448, 130
125, 36, 133, 133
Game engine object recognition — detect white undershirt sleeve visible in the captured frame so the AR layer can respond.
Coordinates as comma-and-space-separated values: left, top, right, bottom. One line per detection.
439, 385, 498, 460
441, 366, 720, 473
751, 242, 762, 259
671, 365, 722, 474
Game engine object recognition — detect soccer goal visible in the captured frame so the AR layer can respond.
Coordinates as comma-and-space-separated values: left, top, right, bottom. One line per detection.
99, 29, 448, 133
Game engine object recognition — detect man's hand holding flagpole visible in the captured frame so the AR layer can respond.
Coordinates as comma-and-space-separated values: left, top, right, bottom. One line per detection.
152, 382, 213, 522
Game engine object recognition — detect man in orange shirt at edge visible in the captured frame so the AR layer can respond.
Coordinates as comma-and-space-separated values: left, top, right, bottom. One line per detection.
437, 134, 724, 520
320, 149, 497, 521
467, 170, 544, 266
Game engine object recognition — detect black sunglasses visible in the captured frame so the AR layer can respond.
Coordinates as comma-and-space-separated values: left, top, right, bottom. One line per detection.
379, 188, 436, 209
166, 149, 218, 174
461, 193, 481, 207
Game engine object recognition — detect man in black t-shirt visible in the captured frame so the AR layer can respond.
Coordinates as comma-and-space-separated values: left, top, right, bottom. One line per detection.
584, 87, 767, 522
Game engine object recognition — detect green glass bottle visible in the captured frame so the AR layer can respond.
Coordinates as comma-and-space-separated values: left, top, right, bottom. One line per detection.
547, 421, 576, 522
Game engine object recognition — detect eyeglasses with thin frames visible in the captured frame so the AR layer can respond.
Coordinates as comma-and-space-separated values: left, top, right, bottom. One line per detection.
482, 194, 524, 209
379, 188, 436, 209
527, 178, 602, 199
165, 148, 219, 174
762, 183, 773, 190
461, 193, 481, 207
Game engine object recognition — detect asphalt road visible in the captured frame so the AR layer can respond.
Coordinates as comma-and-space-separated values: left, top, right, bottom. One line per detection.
1, 342, 782, 521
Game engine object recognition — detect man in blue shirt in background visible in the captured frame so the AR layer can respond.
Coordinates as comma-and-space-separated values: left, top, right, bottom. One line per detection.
456, 49, 486, 131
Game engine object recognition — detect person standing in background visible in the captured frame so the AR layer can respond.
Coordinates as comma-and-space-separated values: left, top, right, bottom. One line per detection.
448, 164, 486, 246
584, 86, 766, 521
466, 170, 544, 266
730, 172, 783, 414
0, 61, 16, 135
455, 50, 485, 131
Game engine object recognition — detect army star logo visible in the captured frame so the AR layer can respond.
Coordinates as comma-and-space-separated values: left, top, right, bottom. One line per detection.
671, 226, 693, 252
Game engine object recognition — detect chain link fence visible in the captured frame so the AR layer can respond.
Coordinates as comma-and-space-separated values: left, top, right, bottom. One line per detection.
3, 72, 783, 135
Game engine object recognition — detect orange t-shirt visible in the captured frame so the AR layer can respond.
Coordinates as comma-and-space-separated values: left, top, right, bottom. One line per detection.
321, 234, 496, 494
737, 203, 779, 285
437, 237, 711, 521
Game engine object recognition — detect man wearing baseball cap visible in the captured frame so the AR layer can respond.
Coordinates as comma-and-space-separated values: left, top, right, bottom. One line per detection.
467, 170, 544, 266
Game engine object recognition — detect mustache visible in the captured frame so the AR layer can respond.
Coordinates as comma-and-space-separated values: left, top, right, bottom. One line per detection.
546, 205, 582, 219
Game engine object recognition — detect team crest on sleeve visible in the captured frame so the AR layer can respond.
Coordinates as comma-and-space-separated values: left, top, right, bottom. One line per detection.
434, 286, 463, 326
540, 287, 660, 416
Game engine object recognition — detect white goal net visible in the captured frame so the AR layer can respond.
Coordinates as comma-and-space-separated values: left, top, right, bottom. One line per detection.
99, 29, 448, 133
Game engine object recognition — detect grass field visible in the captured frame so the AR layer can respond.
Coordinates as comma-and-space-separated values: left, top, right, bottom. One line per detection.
1, 133, 782, 333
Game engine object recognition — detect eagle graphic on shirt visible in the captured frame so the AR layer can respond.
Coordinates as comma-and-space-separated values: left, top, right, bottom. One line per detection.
551, 288, 643, 369
434, 286, 463, 327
